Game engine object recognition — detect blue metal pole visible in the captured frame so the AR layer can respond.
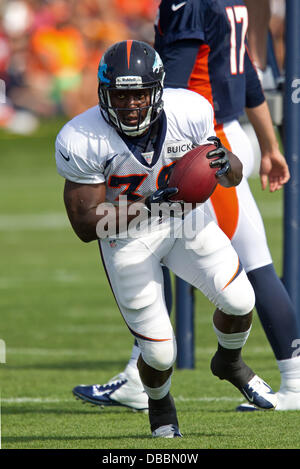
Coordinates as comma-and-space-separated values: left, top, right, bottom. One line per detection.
175, 277, 195, 369
283, 0, 300, 318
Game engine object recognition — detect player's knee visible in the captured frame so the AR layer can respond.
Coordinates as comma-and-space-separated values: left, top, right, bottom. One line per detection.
138, 336, 177, 371
220, 271, 255, 316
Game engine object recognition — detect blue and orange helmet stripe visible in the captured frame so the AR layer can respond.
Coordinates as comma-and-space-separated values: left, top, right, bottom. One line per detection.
126, 40, 133, 69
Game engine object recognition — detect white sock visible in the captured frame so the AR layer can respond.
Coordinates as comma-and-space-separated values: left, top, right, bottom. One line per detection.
143, 376, 172, 400
277, 356, 300, 390
124, 344, 140, 373
213, 324, 252, 349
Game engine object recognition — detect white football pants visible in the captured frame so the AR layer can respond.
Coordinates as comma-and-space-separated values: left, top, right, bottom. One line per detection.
99, 207, 255, 371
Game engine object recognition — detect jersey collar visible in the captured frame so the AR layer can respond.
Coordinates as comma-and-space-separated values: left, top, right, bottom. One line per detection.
120, 111, 167, 168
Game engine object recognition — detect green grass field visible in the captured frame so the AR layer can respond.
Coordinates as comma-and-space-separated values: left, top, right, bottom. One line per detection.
0, 119, 299, 450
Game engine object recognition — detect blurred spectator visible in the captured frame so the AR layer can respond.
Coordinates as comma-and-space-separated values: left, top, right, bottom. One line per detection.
113, 0, 159, 43
0, 1, 40, 133
0, 0, 285, 135
0, 25, 10, 83
64, 0, 132, 116
29, 1, 87, 112
0, 0, 158, 134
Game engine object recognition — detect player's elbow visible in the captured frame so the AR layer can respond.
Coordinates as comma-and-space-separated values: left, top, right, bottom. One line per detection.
231, 163, 243, 186
219, 155, 243, 188
77, 231, 95, 243
232, 159, 243, 186
70, 220, 97, 243
230, 153, 243, 183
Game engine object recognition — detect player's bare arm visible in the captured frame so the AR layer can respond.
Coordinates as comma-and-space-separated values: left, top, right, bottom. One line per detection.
246, 101, 290, 192
63, 180, 148, 242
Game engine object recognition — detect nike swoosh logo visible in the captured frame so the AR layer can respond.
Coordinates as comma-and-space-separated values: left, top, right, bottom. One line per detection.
59, 150, 70, 161
171, 1, 187, 11
243, 389, 254, 403
92, 381, 126, 397
92, 388, 111, 397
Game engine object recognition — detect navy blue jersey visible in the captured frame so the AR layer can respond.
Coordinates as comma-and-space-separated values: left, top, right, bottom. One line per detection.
154, 0, 265, 124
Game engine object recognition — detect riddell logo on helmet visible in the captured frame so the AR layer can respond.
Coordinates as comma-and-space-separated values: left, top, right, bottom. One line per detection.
116, 76, 143, 86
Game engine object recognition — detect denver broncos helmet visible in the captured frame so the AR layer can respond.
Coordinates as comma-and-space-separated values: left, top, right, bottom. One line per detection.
97, 40, 165, 136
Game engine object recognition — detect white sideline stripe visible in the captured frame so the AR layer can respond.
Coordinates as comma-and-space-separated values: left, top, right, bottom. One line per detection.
6, 345, 271, 356
7, 348, 91, 356
1, 396, 243, 404
2, 398, 71, 404
6, 346, 271, 356
0, 213, 69, 231
175, 396, 243, 403
0, 199, 281, 232
195, 346, 272, 355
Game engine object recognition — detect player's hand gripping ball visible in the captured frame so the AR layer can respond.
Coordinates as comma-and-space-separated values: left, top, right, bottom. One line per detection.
168, 136, 228, 203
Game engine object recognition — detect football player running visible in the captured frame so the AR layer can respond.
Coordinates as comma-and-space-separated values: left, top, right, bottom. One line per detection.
56, 40, 277, 438
77, 0, 300, 414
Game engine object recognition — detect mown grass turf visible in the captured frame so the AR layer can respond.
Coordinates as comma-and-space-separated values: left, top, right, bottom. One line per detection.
0, 119, 299, 450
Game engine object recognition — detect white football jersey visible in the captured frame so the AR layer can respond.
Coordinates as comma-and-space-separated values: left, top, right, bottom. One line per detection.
55, 88, 215, 203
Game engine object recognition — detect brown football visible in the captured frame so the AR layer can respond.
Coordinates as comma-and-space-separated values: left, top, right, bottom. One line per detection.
168, 144, 218, 203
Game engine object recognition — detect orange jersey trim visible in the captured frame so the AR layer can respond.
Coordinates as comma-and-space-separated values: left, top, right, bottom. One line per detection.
127, 40, 133, 69
128, 326, 172, 342
188, 43, 217, 126
187, 45, 239, 240
156, 161, 176, 189
222, 258, 241, 291
210, 124, 239, 240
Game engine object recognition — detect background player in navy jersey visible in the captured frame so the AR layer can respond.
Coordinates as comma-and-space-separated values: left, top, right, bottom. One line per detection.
73, 1, 300, 413
56, 40, 279, 437
154, 0, 300, 412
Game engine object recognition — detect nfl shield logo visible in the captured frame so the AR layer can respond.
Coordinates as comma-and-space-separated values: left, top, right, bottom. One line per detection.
109, 240, 117, 248
142, 151, 154, 165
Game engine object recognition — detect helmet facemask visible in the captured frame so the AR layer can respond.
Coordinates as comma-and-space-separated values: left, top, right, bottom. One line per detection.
97, 41, 165, 137
99, 82, 164, 137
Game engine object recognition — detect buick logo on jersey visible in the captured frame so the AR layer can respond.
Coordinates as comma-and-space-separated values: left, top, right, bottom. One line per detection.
166, 141, 195, 158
